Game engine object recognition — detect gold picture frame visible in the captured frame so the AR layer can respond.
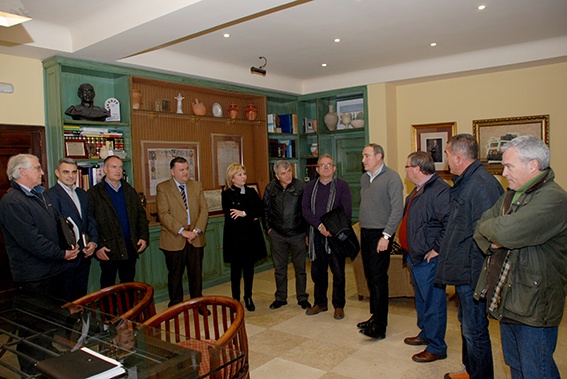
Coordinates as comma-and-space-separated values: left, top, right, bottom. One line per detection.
411, 122, 457, 179
473, 115, 549, 175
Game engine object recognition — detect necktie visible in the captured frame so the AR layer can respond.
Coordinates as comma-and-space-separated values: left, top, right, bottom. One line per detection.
179, 184, 188, 209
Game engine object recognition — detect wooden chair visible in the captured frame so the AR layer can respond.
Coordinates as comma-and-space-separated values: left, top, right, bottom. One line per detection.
143, 296, 249, 379
72, 282, 156, 324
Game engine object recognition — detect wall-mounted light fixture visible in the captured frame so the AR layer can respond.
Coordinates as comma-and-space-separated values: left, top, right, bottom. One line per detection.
0, 0, 32, 27
250, 56, 267, 77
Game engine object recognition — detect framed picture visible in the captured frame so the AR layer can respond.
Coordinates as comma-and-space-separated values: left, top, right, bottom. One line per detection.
141, 141, 200, 202
212, 134, 243, 188
65, 140, 88, 159
412, 122, 457, 179
203, 189, 223, 216
336, 98, 364, 130
473, 115, 549, 175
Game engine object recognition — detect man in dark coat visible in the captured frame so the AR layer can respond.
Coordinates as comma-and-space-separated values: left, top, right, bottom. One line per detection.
46, 157, 99, 301
88, 156, 149, 288
436, 134, 503, 379
263, 160, 310, 310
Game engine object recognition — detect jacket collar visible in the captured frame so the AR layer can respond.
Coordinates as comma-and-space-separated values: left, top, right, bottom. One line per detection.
452, 159, 483, 188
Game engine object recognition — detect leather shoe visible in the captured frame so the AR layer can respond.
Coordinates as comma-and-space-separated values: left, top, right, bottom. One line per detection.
244, 297, 255, 312
404, 335, 429, 346
269, 300, 287, 309
412, 350, 447, 363
333, 308, 345, 320
305, 305, 328, 315
298, 300, 311, 309
359, 325, 385, 340
357, 318, 374, 329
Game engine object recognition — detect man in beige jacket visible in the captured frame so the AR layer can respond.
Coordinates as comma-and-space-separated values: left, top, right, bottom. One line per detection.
157, 157, 208, 307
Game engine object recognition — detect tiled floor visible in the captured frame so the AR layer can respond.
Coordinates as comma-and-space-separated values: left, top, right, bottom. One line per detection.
186, 260, 567, 379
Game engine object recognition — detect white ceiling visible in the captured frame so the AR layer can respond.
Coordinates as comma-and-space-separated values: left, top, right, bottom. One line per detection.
1, 0, 567, 94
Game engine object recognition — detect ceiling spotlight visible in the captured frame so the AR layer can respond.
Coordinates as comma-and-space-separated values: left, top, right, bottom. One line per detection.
250, 56, 267, 77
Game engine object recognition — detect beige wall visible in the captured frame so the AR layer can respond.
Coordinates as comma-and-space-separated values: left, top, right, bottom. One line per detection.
368, 62, 567, 189
0, 54, 45, 126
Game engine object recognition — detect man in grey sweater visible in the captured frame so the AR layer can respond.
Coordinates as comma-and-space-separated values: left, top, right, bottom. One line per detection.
357, 144, 404, 339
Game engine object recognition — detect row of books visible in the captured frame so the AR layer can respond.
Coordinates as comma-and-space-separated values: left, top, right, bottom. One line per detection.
76, 162, 104, 190
267, 114, 318, 134
268, 139, 296, 158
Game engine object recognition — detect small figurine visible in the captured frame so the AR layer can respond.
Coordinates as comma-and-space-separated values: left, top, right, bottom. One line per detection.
65, 83, 110, 121
175, 93, 185, 114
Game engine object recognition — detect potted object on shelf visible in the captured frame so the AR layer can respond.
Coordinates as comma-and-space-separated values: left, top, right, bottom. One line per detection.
245, 102, 258, 121
192, 98, 207, 116
324, 104, 338, 131
228, 102, 239, 119
339, 113, 352, 129
351, 111, 365, 128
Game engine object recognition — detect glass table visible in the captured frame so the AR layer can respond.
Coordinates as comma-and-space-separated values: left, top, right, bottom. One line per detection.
0, 289, 244, 379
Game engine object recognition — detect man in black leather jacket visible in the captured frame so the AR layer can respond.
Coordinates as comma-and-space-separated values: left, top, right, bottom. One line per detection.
263, 161, 311, 310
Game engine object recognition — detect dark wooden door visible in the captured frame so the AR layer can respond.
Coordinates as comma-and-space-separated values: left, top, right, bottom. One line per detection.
0, 124, 47, 290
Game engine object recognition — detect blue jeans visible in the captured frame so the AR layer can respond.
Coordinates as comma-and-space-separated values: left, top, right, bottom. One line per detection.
407, 257, 447, 356
456, 284, 494, 379
500, 322, 560, 379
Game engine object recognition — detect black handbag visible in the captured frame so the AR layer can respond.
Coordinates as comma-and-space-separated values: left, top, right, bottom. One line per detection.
320, 207, 360, 260
57, 215, 77, 250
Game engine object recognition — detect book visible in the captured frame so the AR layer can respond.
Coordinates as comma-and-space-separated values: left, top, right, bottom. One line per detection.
35, 347, 125, 379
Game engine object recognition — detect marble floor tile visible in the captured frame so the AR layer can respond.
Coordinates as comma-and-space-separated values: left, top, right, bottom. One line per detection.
250, 357, 326, 379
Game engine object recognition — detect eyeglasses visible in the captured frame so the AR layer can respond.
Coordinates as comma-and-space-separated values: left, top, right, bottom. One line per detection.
318, 163, 334, 168
404, 165, 416, 169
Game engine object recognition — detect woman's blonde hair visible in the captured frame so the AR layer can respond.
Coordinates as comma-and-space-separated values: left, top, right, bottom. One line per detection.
224, 163, 246, 190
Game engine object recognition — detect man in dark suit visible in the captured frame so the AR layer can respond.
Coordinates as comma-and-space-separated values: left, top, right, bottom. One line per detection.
156, 157, 208, 307
46, 157, 99, 301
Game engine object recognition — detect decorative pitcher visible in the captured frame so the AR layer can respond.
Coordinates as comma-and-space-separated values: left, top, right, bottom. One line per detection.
228, 102, 239, 119
192, 98, 206, 116
245, 102, 258, 121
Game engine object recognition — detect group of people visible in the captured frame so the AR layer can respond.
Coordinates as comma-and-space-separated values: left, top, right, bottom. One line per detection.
1, 132, 566, 379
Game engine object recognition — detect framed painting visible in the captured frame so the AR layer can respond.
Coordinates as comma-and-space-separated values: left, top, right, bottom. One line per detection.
411, 122, 456, 179
212, 134, 243, 188
473, 115, 549, 175
336, 98, 364, 130
141, 141, 200, 202
203, 189, 223, 216
65, 140, 88, 159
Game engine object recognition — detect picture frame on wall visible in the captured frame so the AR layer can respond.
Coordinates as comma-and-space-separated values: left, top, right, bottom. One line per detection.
141, 140, 200, 202
212, 134, 243, 188
411, 122, 456, 179
473, 114, 549, 175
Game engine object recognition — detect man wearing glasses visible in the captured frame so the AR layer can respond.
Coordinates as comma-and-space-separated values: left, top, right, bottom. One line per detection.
302, 154, 352, 320
357, 144, 403, 339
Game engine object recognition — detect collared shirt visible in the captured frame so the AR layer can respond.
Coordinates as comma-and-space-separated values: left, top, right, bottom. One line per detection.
416, 174, 434, 191
57, 180, 82, 217
366, 163, 384, 183
104, 178, 122, 192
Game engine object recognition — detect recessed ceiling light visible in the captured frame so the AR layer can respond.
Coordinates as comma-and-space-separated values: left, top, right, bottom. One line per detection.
334, 38, 341, 43
430, 42, 437, 47
223, 33, 230, 38
478, 5, 486, 10
322, 63, 327, 67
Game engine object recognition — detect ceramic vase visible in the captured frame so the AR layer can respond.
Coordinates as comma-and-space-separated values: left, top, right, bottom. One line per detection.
131, 89, 142, 110
340, 113, 352, 129
245, 102, 258, 121
324, 104, 338, 131
192, 98, 206, 116
228, 102, 239, 119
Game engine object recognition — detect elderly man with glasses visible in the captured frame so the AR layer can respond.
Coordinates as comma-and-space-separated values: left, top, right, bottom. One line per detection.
302, 154, 352, 320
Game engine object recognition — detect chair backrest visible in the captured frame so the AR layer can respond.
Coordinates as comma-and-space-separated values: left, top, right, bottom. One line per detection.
143, 296, 249, 379
72, 282, 156, 324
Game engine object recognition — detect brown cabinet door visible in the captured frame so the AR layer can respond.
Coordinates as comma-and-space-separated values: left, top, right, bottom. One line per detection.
0, 124, 47, 290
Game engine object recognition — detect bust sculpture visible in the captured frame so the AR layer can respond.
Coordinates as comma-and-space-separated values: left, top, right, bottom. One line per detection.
65, 83, 110, 121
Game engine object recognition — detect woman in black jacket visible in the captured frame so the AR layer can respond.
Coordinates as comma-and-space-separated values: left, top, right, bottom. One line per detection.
222, 163, 267, 311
